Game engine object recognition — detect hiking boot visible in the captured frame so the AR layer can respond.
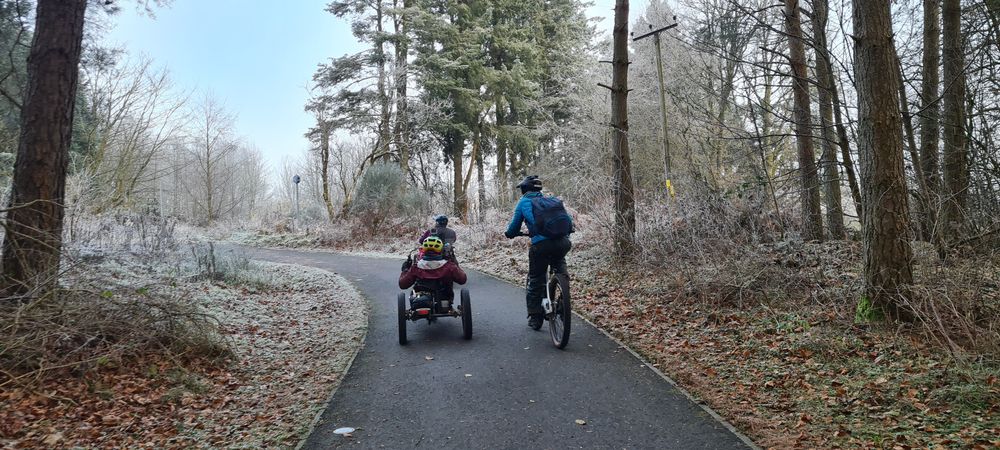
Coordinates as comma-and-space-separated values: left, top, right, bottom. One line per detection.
527, 314, 544, 331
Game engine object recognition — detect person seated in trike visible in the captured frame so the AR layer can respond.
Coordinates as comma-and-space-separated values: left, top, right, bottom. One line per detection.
416, 214, 457, 260
399, 236, 467, 316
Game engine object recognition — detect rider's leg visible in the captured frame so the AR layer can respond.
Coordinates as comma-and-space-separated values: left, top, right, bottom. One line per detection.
551, 237, 572, 275
526, 243, 548, 316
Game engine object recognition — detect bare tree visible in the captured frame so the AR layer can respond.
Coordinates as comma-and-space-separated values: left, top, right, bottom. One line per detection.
918, 0, 943, 242
941, 0, 968, 240
77, 54, 188, 213
853, 0, 914, 320
1, 0, 88, 296
186, 95, 237, 226
810, 0, 845, 239
784, 0, 823, 241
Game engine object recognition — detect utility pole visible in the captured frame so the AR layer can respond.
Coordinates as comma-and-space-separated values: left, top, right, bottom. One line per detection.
632, 18, 678, 198
292, 174, 301, 231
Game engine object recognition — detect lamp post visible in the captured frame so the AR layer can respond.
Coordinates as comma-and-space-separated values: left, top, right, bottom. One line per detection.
292, 174, 301, 231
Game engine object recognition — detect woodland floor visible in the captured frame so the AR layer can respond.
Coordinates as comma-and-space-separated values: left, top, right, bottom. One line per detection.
0, 252, 367, 449
230, 223, 1000, 449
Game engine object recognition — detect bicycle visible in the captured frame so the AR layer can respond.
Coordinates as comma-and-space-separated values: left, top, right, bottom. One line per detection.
513, 231, 571, 349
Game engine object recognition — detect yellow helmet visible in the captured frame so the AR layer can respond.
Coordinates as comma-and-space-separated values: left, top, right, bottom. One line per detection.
422, 236, 444, 253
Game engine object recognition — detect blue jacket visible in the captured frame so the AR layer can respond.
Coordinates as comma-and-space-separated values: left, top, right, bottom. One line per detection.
506, 192, 573, 244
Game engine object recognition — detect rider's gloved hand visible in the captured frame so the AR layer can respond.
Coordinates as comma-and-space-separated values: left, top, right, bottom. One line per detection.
401, 258, 412, 272
504, 230, 517, 239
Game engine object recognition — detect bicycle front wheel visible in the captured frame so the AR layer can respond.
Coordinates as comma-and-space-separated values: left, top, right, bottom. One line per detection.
547, 273, 571, 349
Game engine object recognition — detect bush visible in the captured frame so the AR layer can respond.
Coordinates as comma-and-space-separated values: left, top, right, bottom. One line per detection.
350, 163, 428, 235
0, 281, 229, 387
189, 242, 273, 289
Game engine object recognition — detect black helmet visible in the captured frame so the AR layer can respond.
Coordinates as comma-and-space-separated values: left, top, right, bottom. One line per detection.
434, 214, 448, 226
517, 175, 542, 194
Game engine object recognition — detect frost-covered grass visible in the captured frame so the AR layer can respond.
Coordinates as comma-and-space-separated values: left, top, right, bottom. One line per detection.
1, 239, 368, 449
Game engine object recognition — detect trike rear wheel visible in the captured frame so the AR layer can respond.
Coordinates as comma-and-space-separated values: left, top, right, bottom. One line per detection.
397, 292, 408, 345
461, 288, 472, 340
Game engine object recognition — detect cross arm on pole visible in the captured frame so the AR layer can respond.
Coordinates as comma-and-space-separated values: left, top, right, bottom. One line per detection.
632, 22, 678, 42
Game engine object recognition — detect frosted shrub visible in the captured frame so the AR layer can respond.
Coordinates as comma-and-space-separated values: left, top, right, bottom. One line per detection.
351, 163, 429, 234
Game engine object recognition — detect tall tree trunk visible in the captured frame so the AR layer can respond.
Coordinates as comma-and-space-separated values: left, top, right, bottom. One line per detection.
919, 0, 942, 243
392, 0, 410, 176
319, 123, 336, 223
893, 48, 924, 189
495, 99, 510, 202
784, 0, 823, 241
1, 0, 88, 296
941, 0, 967, 240
830, 79, 863, 222
811, 0, 845, 239
853, 0, 914, 321
476, 134, 486, 222
449, 132, 467, 221
610, 0, 635, 256
205, 164, 213, 225
375, 0, 392, 160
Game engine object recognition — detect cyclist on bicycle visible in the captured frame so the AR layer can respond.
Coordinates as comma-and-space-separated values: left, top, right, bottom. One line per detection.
503, 175, 573, 330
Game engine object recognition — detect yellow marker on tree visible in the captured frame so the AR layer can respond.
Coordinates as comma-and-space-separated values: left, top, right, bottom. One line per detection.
665, 179, 676, 198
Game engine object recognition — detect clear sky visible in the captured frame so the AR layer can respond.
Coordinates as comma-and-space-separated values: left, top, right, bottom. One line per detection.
100, 0, 650, 175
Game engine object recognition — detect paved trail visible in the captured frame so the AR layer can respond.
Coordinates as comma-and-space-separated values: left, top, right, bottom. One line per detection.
236, 246, 754, 449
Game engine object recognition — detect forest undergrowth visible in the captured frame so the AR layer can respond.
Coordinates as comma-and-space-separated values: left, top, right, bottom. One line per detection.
230, 205, 1000, 449
1, 217, 367, 449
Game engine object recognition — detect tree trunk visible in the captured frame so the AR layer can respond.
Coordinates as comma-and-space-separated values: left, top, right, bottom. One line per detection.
495, 99, 510, 203
893, 49, 923, 187
476, 133, 486, 222
941, 0, 967, 240
449, 132, 467, 221
784, 0, 823, 241
2, 0, 88, 296
320, 123, 336, 223
853, 0, 914, 321
375, 0, 392, 161
610, 0, 635, 256
392, 0, 410, 176
831, 80, 863, 222
810, 0, 845, 239
918, 0, 943, 243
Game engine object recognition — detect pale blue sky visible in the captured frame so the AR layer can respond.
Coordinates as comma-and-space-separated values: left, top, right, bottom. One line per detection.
100, 0, 647, 174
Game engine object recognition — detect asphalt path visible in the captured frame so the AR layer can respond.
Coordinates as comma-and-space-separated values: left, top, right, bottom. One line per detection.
233, 246, 754, 449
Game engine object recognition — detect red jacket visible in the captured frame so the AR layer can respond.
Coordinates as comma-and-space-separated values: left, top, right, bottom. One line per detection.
399, 258, 467, 289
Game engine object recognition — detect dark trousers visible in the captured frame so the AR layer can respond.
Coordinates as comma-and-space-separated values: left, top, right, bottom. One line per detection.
526, 237, 571, 315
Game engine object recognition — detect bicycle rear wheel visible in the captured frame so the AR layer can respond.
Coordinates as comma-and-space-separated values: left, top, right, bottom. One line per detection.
547, 273, 571, 349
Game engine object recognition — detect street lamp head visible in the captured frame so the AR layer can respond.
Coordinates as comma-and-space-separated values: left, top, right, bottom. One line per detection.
293, 175, 301, 184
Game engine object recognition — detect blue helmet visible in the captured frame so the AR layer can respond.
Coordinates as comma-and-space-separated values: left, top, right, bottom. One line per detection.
434, 214, 448, 226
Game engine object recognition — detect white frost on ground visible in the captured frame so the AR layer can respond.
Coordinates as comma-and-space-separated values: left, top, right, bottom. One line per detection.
188, 261, 368, 448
